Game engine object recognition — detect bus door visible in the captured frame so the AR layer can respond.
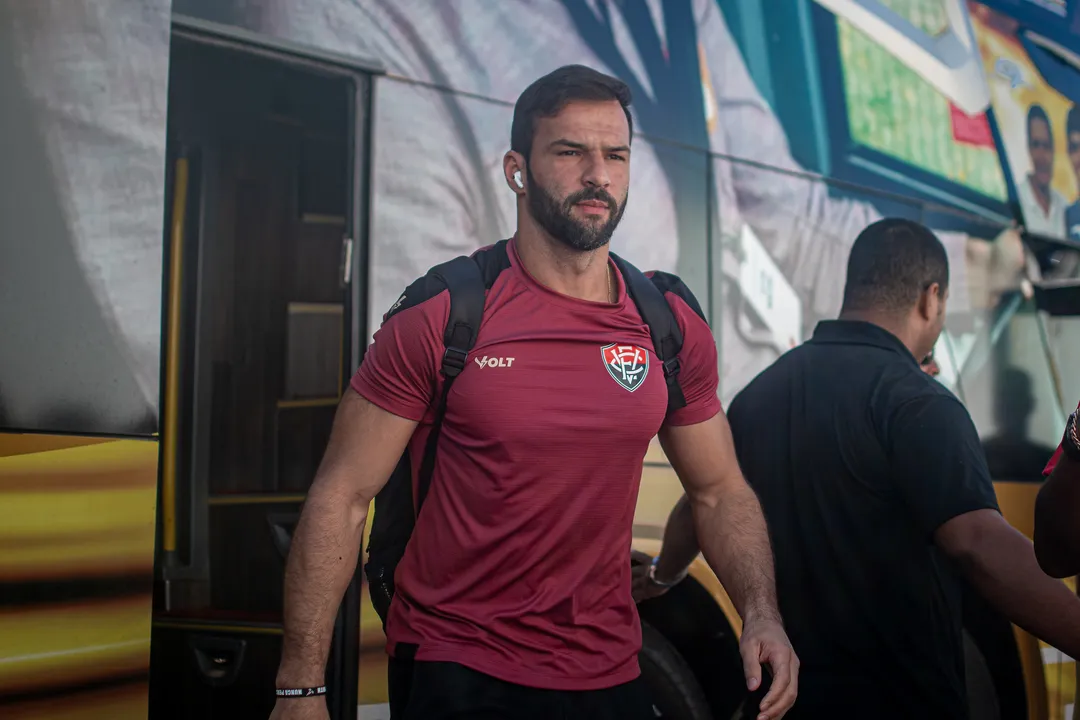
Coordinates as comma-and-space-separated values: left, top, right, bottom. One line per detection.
148, 20, 379, 720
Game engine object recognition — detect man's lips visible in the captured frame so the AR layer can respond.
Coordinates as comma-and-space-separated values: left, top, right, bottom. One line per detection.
575, 199, 610, 214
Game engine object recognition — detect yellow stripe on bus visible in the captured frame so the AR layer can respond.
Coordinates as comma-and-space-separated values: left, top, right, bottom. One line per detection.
0, 486, 156, 538
0, 491, 155, 579
0, 435, 112, 458
1, 680, 149, 720
0, 596, 151, 695
0, 438, 157, 476
0, 436, 158, 580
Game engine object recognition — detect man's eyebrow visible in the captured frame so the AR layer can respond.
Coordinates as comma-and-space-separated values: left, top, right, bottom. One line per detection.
550, 138, 587, 151
549, 138, 631, 153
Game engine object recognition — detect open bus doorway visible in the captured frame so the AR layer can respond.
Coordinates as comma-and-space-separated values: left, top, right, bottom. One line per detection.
148, 23, 374, 720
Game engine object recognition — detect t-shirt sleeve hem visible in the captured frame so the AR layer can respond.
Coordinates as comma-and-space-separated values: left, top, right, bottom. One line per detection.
663, 401, 721, 428
923, 498, 1002, 540
350, 377, 428, 423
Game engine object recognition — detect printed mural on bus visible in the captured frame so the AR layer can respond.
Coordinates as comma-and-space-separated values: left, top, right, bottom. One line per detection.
3, 0, 1077, 716
0, 1, 168, 718
973, 1, 1080, 244
0, 0, 170, 437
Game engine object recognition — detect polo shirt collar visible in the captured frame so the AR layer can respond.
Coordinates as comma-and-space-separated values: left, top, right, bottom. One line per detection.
809, 319, 919, 367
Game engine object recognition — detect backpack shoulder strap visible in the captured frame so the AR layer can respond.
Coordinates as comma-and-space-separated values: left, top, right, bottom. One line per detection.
610, 254, 705, 413
428, 255, 486, 378
472, 238, 513, 288
646, 270, 708, 325
415, 239, 511, 509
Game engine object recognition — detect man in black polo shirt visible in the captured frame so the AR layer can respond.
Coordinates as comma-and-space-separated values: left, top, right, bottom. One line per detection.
637, 218, 1080, 718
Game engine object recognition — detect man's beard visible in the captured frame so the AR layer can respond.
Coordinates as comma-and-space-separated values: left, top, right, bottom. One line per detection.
526, 167, 627, 252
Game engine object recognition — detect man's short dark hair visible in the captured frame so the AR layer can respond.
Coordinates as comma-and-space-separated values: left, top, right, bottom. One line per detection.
511, 65, 633, 160
1068, 105, 1080, 139
1028, 103, 1052, 144
840, 218, 949, 314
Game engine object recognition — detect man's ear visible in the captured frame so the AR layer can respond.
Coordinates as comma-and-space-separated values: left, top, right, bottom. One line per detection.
504, 152, 526, 195
918, 282, 944, 320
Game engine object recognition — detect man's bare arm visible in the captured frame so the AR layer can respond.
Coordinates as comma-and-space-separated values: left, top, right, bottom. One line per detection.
650, 494, 700, 583
660, 413, 797, 720
659, 413, 777, 622
1034, 453, 1080, 578
936, 509, 1080, 658
275, 391, 417, 687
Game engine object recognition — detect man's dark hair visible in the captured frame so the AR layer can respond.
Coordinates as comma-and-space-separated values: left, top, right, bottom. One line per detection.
1068, 105, 1080, 139
511, 65, 633, 160
1028, 103, 1052, 145
840, 218, 949, 314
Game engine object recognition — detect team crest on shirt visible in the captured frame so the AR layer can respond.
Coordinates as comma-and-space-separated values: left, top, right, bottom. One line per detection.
601, 344, 650, 392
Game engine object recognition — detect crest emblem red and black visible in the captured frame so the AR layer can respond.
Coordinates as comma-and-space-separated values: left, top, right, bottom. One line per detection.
601, 344, 650, 392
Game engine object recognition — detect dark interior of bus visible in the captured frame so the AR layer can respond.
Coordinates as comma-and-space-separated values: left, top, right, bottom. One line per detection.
148, 32, 362, 720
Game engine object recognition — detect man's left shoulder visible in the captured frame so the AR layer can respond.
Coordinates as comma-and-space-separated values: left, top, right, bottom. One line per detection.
643, 270, 707, 324
892, 370, 974, 430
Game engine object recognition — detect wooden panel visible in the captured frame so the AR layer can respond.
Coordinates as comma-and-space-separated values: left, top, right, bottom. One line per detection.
207, 134, 293, 495
276, 404, 336, 493
207, 503, 301, 620
284, 303, 343, 400
291, 222, 345, 303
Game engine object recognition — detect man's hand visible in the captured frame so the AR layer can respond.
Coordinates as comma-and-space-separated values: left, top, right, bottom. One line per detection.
740, 614, 799, 720
629, 561, 669, 603
630, 550, 677, 603
268, 697, 329, 720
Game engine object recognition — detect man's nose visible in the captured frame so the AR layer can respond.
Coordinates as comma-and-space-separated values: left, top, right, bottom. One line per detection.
582, 152, 611, 189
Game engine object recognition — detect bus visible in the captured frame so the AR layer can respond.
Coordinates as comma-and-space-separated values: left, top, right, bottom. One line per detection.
0, 1, 1077, 718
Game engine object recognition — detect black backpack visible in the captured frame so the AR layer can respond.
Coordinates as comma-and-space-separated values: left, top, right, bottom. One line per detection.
363, 239, 707, 626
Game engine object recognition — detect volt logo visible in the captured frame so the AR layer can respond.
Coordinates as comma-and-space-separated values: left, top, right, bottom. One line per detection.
475, 356, 515, 368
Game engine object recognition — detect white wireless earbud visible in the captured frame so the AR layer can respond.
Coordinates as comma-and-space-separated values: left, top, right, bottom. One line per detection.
513, 170, 524, 189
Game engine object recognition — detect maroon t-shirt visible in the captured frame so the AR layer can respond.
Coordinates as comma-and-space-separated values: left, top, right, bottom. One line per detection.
352, 238, 720, 690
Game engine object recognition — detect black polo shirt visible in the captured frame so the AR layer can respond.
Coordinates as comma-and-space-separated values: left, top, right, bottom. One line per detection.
727, 320, 1000, 719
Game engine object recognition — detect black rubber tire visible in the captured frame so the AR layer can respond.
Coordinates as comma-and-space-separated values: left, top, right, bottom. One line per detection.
964, 628, 1001, 720
638, 620, 713, 720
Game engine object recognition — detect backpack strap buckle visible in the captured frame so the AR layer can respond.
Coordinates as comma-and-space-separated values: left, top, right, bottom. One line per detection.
442, 346, 469, 377
661, 356, 681, 379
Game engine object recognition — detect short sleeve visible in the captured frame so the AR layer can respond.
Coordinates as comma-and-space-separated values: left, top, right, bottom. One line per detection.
662, 293, 721, 427
350, 291, 449, 422
889, 394, 1000, 538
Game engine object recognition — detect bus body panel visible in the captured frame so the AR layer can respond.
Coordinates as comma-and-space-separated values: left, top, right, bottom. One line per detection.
0, 435, 158, 719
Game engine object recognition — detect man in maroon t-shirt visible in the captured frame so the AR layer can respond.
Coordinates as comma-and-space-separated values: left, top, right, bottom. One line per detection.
1036, 400, 1080, 578
269, 65, 797, 720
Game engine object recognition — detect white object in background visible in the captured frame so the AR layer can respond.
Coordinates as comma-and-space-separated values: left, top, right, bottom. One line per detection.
359, 703, 391, 720
737, 223, 803, 355
935, 328, 978, 391
812, 0, 991, 115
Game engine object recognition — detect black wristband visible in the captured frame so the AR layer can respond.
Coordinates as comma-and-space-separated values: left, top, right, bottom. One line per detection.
1063, 412, 1080, 463
275, 686, 327, 698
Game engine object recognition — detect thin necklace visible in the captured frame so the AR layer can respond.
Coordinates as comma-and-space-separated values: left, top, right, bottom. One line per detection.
607, 265, 614, 302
